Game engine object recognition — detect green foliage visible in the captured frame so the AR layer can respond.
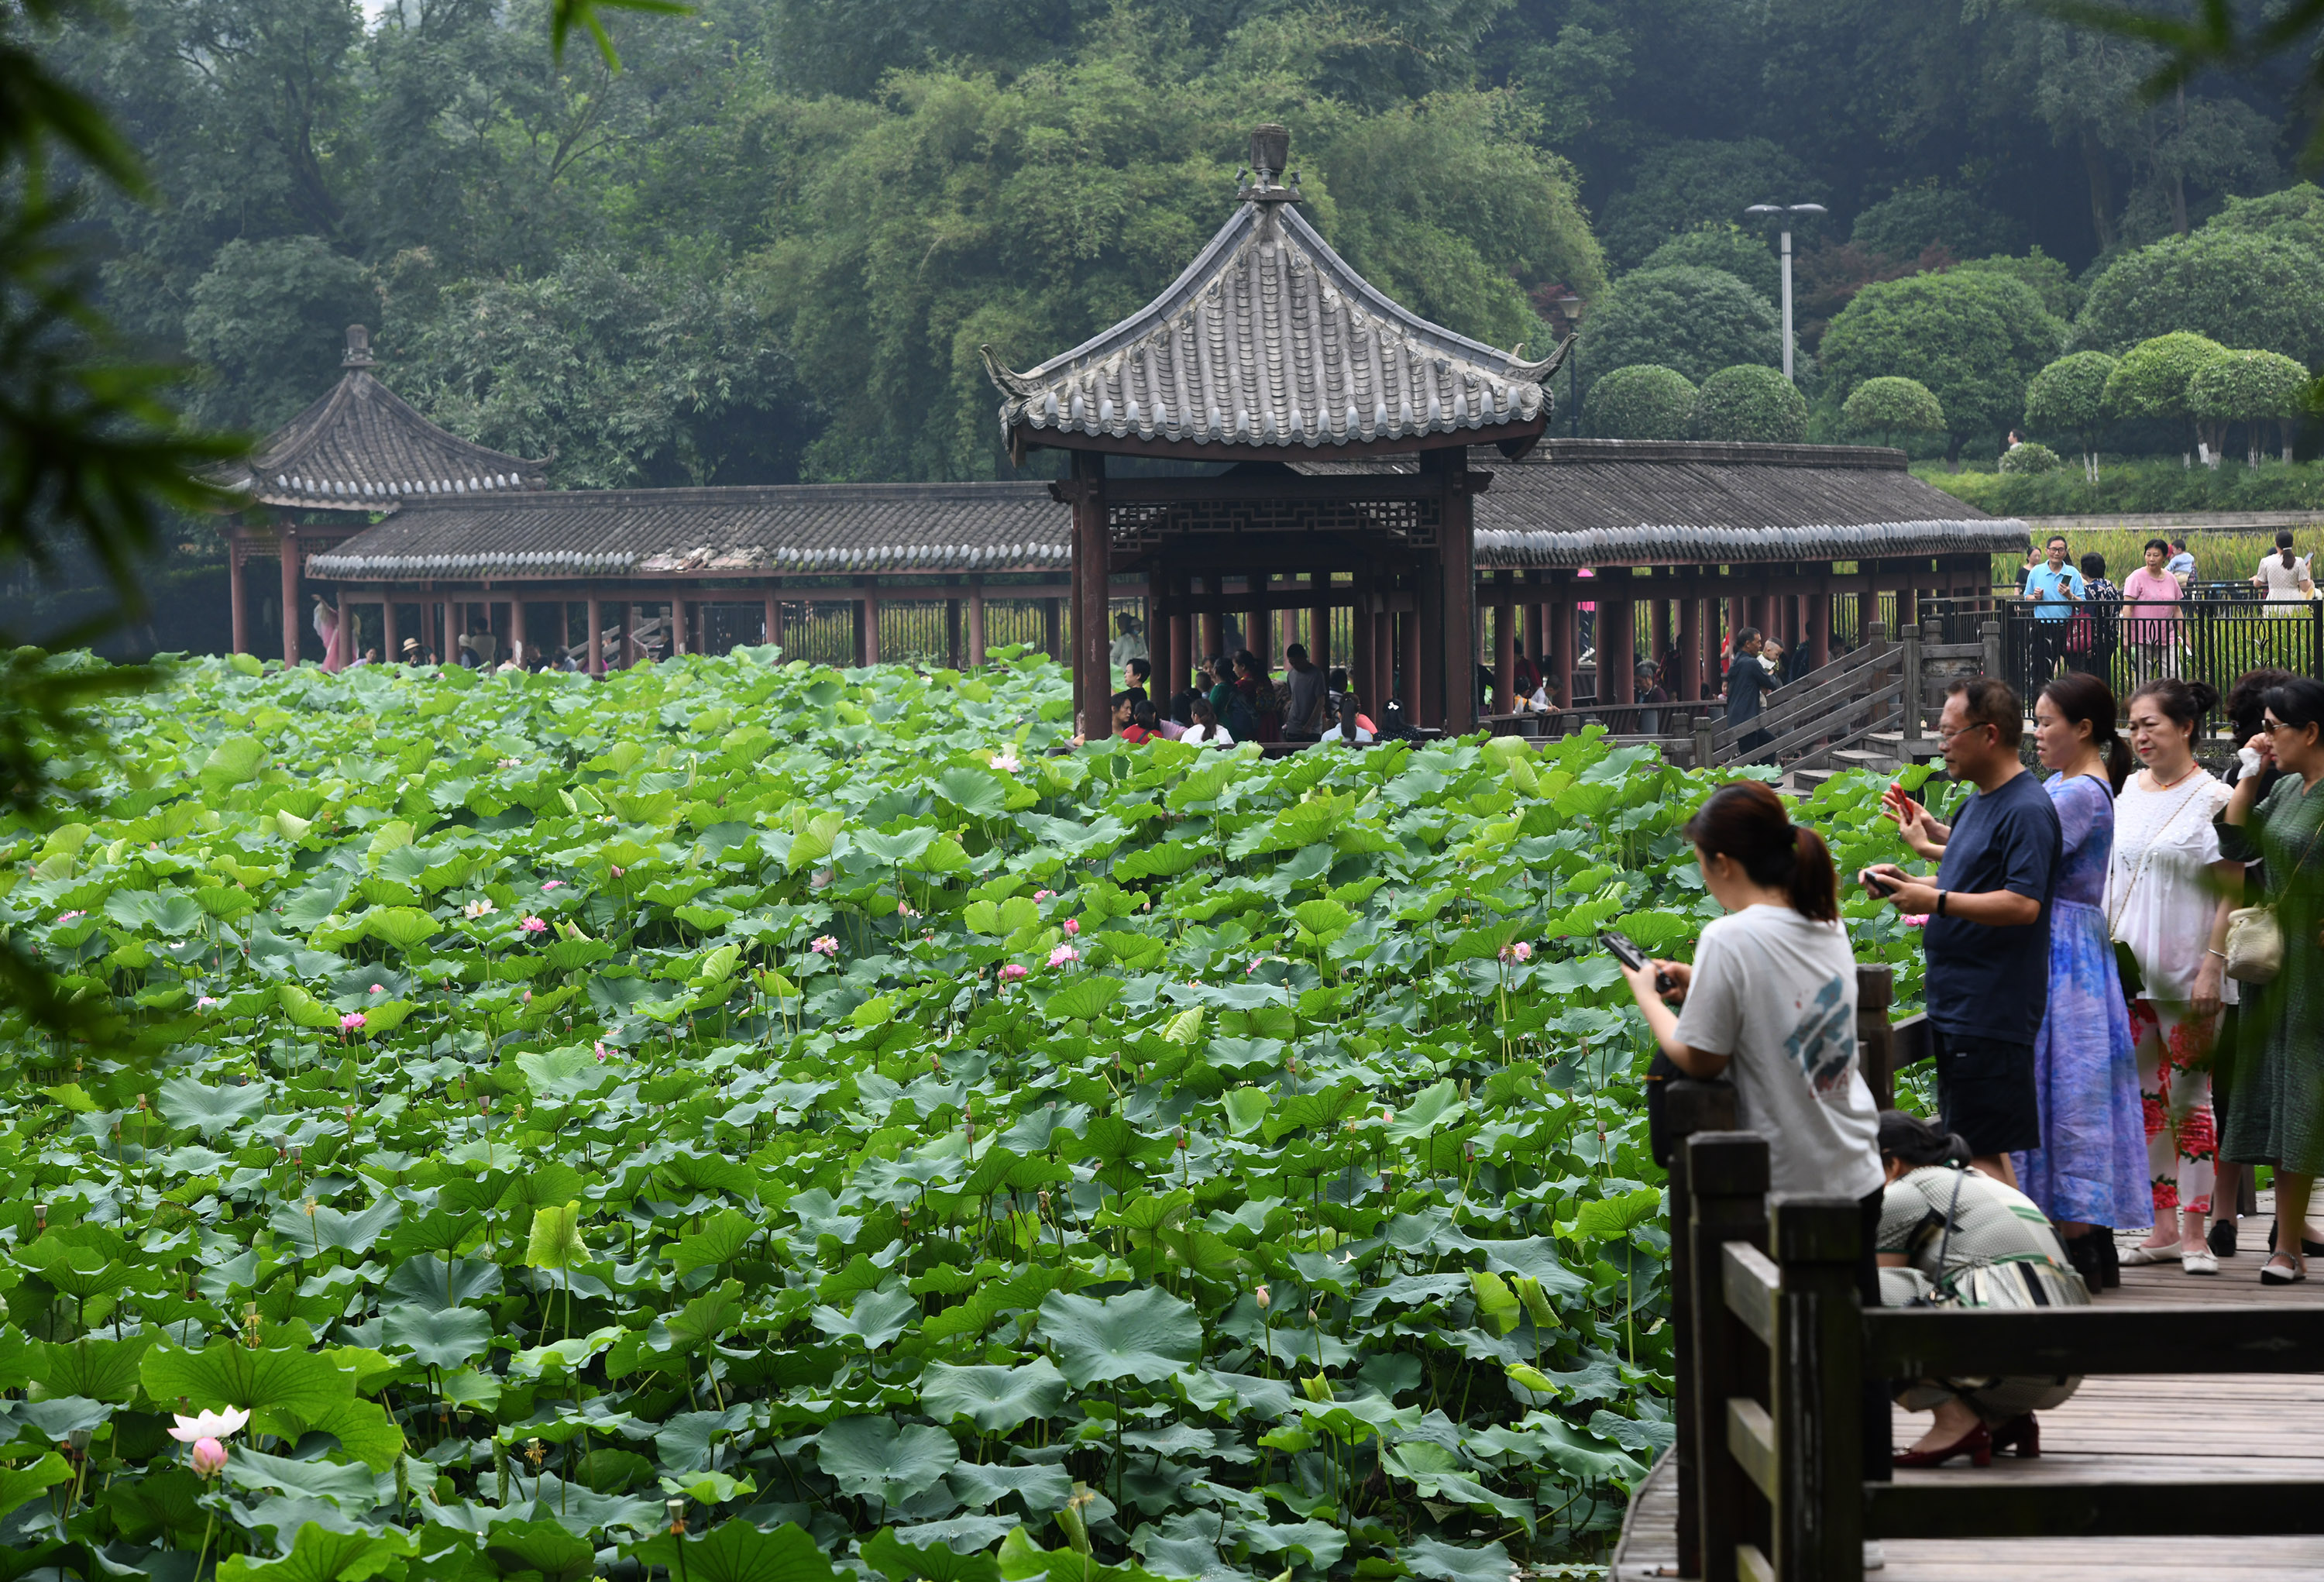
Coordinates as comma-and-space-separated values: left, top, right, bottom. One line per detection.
1637, 225, 1779, 304
1922, 457, 2324, 516
2102, 332, 2228, 439
1839, 377, 1945, 445
1692, 365, 1809, 442
1951, 249, 2083, 322
2075, 226, 2324, 365
1593, 137, 1817, 268
2187, 349, 2310, 463
1583, 365, 1698, 440
1850, 187, 2018, 261
1998, 441, 2063, 474
1818, 271, 2066, 461
0, 648, 1940, 1571
2023, 351, 2119, 468
1583, 267, 1776, 387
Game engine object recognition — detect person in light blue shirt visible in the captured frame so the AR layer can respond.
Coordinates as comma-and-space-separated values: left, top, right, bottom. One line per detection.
2165, 539, 2195, 588
2023, 535, 2085, 681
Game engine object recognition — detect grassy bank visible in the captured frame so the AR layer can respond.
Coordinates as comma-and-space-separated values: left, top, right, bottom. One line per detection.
1917, 457, 2324, 519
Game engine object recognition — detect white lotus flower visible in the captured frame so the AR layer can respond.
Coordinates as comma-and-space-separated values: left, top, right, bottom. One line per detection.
169, 1407, 249, 1443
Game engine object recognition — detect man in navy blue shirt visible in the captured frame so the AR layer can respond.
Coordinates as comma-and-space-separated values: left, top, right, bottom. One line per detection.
1861, 677, 2061, 1186
1723, 626, 1779, 756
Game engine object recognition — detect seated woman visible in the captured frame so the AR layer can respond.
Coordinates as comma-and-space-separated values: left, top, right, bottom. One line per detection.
1876, 1109, 2087, 1468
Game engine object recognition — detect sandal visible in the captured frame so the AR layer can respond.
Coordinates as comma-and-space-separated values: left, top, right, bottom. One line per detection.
2260, 1253, 2308, 1285
1893, 1421, 1992, 1469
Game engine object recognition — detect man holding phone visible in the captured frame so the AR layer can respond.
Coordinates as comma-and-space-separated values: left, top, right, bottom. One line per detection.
1860, 678, 2061, 1186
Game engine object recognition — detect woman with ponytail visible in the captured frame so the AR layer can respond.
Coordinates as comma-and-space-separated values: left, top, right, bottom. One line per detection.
1621, 779, 1887, 1478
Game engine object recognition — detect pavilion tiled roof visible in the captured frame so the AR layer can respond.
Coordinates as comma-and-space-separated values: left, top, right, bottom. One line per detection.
214, 326, 549, 511
1306, 440, 2027, 566
304, 481, 1070, 582
982, 127, 1561, 457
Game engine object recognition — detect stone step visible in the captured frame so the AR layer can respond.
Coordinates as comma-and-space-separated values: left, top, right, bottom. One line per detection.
1789, 767, 1843, 795
1829, 748, 1903, 773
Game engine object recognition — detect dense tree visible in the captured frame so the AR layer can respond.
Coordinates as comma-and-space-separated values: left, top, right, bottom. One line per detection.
1948, 250, 2082, 322
1819, 272, 2067, 462
1693, 364, 1807, 442
1851, 187, 2019, 260
2102, 332, 2228, 465
1581, 267, 1776, 387
2075, 225, 2324, 364
1593, 138, 1819, 269
2023, 351, 2119, 480
2186, 349, 2309, 466
1583, 364, 1696, 440
1841, 377, 1945, 450
1638, 225, 1779, 304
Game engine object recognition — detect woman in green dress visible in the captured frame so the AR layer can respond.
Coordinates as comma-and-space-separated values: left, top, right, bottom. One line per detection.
2217, 675, 2324, 1285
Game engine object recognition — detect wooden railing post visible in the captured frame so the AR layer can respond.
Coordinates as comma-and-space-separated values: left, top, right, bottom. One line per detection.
1897, 622, 1921, 742
1768, 1195, 1865, 1582
1693, 714, 1717, 772
1688, 1131, 1771, 1582
1979, 618, 2003, 684
1854, 964, 1895, 1110
1664, 1082, 1738, 1578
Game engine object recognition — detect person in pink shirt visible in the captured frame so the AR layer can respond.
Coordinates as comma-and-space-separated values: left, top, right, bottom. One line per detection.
2119, 538, 2184, 686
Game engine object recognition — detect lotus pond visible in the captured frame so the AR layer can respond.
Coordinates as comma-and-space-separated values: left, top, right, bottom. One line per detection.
0, 647, 1930, 1582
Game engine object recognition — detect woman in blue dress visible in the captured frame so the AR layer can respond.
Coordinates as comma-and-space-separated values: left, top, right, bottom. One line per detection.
2013, 672, 2147, 1289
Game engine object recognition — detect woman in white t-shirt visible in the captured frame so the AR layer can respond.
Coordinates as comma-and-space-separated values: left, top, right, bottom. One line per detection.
2252, 531, 2314, 603
1181, 694, 1234, 747
2112, 678, 2242, 1273
1618, 779, 1887, 1474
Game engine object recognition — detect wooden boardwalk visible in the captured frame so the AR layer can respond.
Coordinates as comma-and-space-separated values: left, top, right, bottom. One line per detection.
1611, 1216, 2324, 1580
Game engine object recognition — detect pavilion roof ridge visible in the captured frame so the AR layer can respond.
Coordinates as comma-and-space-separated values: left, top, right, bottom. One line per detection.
211, 325, 551, 511
982, 129, 1563, 459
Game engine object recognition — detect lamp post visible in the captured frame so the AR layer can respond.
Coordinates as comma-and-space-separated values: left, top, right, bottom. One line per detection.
1743, 203, 1826, 383
1555, 293, 1585, 436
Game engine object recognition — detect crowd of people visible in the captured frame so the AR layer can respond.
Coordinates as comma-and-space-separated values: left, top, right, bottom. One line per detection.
1618, 663, 2324, 1479
2021, 529, 2316, 688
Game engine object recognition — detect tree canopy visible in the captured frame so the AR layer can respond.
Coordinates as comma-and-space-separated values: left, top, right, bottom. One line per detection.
1581, 267, 1777, 388
1841, 377, 1945, 448
1693, 364, 1808, 443
1819, 273, 2067, 461
1584, 365, 1697, 440
2075, 222, 2324, 364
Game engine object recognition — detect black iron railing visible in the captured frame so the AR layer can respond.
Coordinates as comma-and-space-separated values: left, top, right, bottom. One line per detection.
1996, 597, 2322, 717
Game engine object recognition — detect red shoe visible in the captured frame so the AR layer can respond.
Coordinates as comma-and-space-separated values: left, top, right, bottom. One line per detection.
1989, 1413, 2040, 1459
1893, 1421, 1992, 1469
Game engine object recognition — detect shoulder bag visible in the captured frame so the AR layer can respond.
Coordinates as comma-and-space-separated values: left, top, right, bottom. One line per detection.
2224, 803, 2324, 985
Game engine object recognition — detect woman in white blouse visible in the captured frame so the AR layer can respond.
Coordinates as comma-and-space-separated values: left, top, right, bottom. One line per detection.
1180, 694, 1234, 747
2251, 531, 2314, 602
2110, 678, 2241, 1274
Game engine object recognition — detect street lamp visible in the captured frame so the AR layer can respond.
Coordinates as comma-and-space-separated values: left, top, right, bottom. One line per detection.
1743, 203, 1827, 383
1555, 293, 1585, 437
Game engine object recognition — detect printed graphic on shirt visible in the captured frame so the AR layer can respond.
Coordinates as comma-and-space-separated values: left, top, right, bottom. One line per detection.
1785, 974, 1857, 1095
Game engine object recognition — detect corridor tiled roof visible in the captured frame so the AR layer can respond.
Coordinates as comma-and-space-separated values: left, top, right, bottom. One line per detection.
304, 481, 1070, 581
214, 326, 548, 511
982, 129, 1560, 457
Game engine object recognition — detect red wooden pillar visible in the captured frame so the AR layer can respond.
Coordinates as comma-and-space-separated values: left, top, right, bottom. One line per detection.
1168, 572, 1191, 700
967, 576, 986, 668
278, 528, 301, 668
1247, 572, 1271, 671
229, 540, 249, 655
1309, 571, 1330, 669
1809, 589, 1831, 669
1492, 571, 1516, 714
1198, 575, 1221, 665
1524, 571, 1545, 685
1399, 602, 1422, 719
764, 586, 780, 652
512, 599, 529, 668
1430, 446, 1477, 734
1070, 451, 1109, 737
1550, 576, 1577, 711
383, 598, 399, 661
859, 588, 881, 665
1651, 580, 1672, 675
586, 598, 603, 676
1678, 590, 1703, 703
1604, 579, 1636, 707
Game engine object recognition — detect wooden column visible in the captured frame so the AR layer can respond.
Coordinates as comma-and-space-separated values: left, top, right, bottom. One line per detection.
1041, 597, 1061, 661
1430, 445, 1476, 734
1168, 571, 1191, 700
1651, 579, 1673, 674
763, 586, 779, 652
1145, 561, 1167, 693
513, 599, 530, 668
1398, 604, 1421, 719
278, 528, 301, 668
586, 598, 603, 676
1550, 578, 1577, 710
383, 599, 399, 661
1770, 1198, 1866, 1581
1349, 573, 1373, 707
1198, 574, 1221, 663
1524, 572, 1545, 685
946, 596, 963, 669
229, 542, 249, 655
1309, 571, 1330, 669
1604, 577, 1636, 705
1678, 591, 1703, 703
1492, 571, 1516, 714
1070, 450, 1109, 738
1857, 588, 1877, 650
1415, 555, 1444, 731
967, 576, 986, 669
860, 587, 881, 665
1808, 590, 1831, 669
1686, 1132, 1772, 1582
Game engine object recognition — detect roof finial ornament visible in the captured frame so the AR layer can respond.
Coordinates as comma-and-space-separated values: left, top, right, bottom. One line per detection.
1242, 125, 1296, 202
342, 325, 374, 369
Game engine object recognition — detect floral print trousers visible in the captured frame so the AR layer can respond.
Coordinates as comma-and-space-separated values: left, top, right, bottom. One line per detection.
2130, 999, 2218, 1221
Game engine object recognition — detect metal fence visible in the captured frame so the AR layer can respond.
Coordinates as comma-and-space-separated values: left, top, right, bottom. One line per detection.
1999, 597, 2322, 717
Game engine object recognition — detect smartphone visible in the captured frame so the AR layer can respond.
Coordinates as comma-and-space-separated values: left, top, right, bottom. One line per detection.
1862, 868, 1899, 897
1599, 928, 1675, 993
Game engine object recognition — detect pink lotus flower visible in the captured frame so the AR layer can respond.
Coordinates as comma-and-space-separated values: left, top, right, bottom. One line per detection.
1033, 889, 1054, 903
1500, 941, 1534, 964
340, 1012, 366, 1032
897, 902, 920, 919
170, 1408, 248, 1444
541, 880, 564, 890
55, 910, 84, 924
369, 984, 384, 994
462, 899, 496, 920
1047, 945, 1080, 968
497, 757, 522, 769
1901, 914, 1930, 929
810, 935, 838, 956
1062, 918, 1079, 936
190, 1438, 229, 1479
610, 865, 624, 877
196, 995, 222, 1010
998, 962, 1029, 984
1246, 959, 1262, 975
521, 989, 532, 1003
991, 749, 1022, 773
519, 915, 547, 934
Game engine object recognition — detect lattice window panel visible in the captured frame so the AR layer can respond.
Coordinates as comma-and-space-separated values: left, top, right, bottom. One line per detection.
1108, 497, 1438, 554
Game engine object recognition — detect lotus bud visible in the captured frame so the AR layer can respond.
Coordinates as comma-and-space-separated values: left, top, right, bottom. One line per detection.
1458, 1079, 1471, 1102
1306, 1307, 1318, 1322
191, 1436, 228, 1479
1255, 1285, 1270, 1309
667, 1497, 687, 1535
1175, 1126, 1188, 1151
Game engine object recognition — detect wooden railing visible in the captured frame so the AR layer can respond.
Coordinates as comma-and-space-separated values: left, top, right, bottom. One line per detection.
1662, 967, 2324, 1582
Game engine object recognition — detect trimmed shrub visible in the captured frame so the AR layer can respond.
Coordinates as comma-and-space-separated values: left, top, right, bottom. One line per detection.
1584, 364, 1699, 440
1693, 364, 1809, 442
1584, 266, 1777, 387
2103, 332, 2228, 461
1819, 271, 2066, 462
2023, 351, 2119, 479
1841, 376, 1944, 447
1999, 441, 2064, 475
2075, 228, 2324, 366
1639, 225, 1781, 304
1851, 187, 2019, 262
2187, 348, 2310, 466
